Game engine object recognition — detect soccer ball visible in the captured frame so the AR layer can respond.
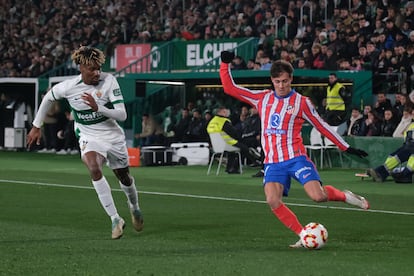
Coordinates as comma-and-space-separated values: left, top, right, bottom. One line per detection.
300, 222, 328, 249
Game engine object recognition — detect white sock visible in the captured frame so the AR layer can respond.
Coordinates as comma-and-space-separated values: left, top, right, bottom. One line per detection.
119, 177, 140, 211
92, 176, 118, 220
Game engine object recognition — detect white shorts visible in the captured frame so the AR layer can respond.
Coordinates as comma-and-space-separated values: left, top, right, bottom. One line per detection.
78, 135, 129, 169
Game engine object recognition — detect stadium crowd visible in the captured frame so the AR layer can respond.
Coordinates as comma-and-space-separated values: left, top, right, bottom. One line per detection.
0, 0, 414, 89
2, 0, 414, 162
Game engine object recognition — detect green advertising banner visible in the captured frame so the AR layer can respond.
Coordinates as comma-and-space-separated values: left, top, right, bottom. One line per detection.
150, 38, 255, 71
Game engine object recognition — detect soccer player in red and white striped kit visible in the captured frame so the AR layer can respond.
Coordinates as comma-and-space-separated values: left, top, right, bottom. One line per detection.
220, 51, 370, 248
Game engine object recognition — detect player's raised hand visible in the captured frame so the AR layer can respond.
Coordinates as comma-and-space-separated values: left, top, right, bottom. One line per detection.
221, 51, 235, 63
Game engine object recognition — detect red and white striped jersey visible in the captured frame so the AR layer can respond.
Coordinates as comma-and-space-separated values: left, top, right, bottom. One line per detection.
220, 62, 349, 164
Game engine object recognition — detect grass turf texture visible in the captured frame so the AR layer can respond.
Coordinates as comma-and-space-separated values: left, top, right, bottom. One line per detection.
1, 151, 414, 275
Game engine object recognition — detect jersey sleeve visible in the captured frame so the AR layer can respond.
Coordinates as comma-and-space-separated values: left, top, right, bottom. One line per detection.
97, 74, 127, 121
108, 74, 124, 104
301, 97, 349, 151
32, 89, 56, 128
49, 81, 67, 100
220, 62, 264, 107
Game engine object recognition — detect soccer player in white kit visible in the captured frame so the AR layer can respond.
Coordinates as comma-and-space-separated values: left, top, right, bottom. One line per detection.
27, 46, 143, 239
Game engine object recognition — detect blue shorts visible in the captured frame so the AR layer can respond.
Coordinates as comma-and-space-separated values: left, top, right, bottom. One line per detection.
263, 156, 321, 196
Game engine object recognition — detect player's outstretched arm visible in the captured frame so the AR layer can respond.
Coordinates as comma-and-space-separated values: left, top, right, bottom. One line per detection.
27, 91, 55, 149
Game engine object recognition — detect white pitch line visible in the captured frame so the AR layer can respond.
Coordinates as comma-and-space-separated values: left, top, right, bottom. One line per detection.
1, 179, 413, 216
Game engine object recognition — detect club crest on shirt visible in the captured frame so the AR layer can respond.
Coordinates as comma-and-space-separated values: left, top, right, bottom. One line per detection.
286, 105, 295, 114
96, 90, 102, 98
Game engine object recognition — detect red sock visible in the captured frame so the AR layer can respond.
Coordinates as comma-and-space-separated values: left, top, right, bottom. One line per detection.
272, 203, 303, 235
324, 185, 346, 201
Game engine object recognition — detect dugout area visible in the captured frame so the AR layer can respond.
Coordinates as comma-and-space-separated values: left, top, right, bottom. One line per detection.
1, 70, 373, 166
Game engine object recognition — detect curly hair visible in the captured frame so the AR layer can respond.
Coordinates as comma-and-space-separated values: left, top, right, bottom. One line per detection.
71, 46, 105, 67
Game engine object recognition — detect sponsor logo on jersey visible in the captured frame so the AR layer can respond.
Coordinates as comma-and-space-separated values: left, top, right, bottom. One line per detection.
113, 88, 121, 96
96, 90, 102, 98
270, 113, 280, 128
265, 113, 287, 135
73, 109, 108, 125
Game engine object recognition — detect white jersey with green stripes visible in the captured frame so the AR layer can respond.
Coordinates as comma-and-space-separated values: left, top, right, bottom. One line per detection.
50, 72, 125, 141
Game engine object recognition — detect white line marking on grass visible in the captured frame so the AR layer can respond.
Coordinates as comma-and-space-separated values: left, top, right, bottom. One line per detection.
1, 179, 414, 216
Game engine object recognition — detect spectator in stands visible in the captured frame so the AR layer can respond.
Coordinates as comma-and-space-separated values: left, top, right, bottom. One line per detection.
241, 107, 261, 152
360, 110, 382, 136
358, 14, 374, 38
393, 106, 414, 137
0, 0, 413, 85
366, 41, 381, 69
181, 14, 202, 40
291, 37, 305, 57
375, 48, 393, 74
246, 58, 256, 70
242, 107, 264, 177
173, 108, 191, 142
363, 105, 373, 119
310, 43, 325, 69
260, 54, 272, 70
204, 109, 212, 125
327, 29, 345, 58
374, 92, 393, 119
351, 56, 364, 71
293, 57, 308, 69
373, 19, 386, 35
134, 113, 164, 146
380, 109, 398, 136
405, 1, 414, 26
234, 106, 249, 133
232, 55, 247, 70
323, 47, 338, 70
184, 109, 208, 142
344, 107, 364, 136
405, 43, 414, 91
187, 102, 195, 114
393, 92, 413, 120
357, 45, 372, 67
384, 18, 400, 49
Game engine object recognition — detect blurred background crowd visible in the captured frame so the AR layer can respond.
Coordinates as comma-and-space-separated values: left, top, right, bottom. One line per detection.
2, 0, 414, 158
1, 0, 414, 90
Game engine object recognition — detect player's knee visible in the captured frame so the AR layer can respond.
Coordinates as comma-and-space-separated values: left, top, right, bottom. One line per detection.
266, 194, 281, 208
119, 175, 132, 185
88, 166, 102, 180
311, 193, 328, 203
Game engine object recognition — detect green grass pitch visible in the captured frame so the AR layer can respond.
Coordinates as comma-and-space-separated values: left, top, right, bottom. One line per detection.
1, 151, 413, 275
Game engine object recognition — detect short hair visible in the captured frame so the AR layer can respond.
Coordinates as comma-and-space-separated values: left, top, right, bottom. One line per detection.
71, 46, 105, 67
270, 60, 294, 78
